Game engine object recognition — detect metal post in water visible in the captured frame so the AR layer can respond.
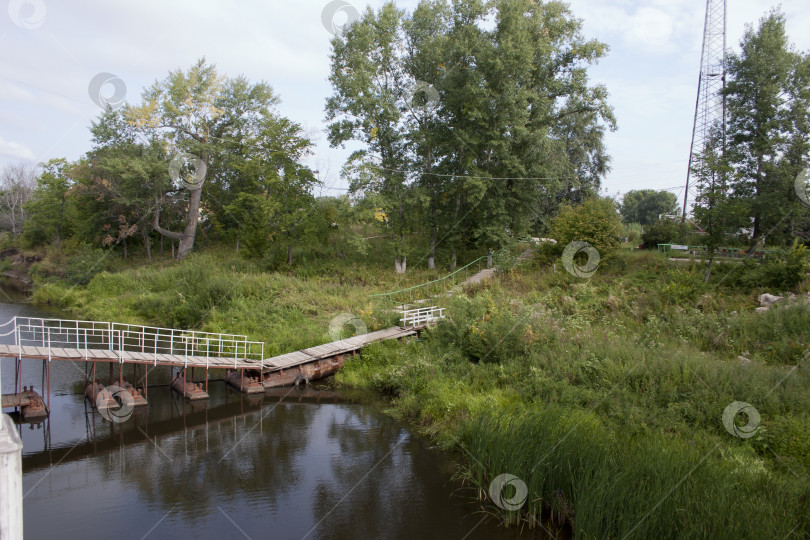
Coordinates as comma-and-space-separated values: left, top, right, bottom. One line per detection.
0, 414, 23, 540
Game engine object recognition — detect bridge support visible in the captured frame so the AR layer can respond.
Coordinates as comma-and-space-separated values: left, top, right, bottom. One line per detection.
0, 414, 23, 539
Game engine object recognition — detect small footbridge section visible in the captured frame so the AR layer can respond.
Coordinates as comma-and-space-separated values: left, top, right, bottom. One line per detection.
0, 307, 444, 418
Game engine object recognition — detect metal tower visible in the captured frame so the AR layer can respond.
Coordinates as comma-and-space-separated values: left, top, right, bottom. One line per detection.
682, 0, 727, 221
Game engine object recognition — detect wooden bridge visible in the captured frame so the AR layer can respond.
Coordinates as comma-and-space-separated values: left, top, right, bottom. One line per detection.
0, 307, 444, 417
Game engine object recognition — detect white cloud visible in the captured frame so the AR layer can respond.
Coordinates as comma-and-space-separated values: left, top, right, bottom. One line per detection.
0, 80, 37, 104
1, 0, 809, 190
0, 137, 36, 161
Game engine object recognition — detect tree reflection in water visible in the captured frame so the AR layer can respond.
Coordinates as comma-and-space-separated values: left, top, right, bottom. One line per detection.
22, 385, 544, 539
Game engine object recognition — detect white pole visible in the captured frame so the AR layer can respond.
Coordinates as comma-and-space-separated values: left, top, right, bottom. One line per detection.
0, 414, 23, 539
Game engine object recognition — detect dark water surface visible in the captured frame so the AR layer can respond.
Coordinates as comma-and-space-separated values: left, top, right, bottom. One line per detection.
0, 290, 541, 540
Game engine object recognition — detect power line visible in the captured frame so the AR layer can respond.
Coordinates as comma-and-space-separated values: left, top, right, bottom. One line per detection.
364, 163, 579, 182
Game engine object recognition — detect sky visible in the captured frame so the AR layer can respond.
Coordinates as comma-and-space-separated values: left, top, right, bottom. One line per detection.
1, 0, 809, 207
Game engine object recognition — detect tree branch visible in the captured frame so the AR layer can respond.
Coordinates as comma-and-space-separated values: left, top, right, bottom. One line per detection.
152, 198, 184, 240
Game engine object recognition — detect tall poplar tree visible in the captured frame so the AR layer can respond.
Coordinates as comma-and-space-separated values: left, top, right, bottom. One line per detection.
724, 10, 804, 246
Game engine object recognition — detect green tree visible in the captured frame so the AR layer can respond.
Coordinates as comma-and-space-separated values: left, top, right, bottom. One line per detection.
620, 189, 679, 225
23, 159, 75, 246
226, 115, 319, 262
547, 197, 623, 259
325, 0, 614, 272
437, 0, 614, 264
641, 220, 692, 249
403, 0, 451, 269
127, 59, 279, 259
313, 195, 372, 258
723, 10, 807, 246
326, 3, 415, 274
784, 51, 810, 241
71, 107, 169, 259
692, 132, 736, 281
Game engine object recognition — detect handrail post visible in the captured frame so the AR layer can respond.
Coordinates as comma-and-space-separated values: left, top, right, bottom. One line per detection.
0, 414, 23, 538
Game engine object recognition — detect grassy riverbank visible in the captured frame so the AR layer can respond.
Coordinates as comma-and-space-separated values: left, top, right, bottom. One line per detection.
30, 246, 438, 355
29, 247, 810, 538
337, 252, 810, 538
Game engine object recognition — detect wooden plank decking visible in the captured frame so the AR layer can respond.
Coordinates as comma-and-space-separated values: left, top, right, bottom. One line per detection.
0, 344, 263, 369
262, 326, 418, 371
1, 393, 33, 408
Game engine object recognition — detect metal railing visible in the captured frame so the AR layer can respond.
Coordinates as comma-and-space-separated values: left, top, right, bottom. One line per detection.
371, 255, 489, 304
657, 244, 780, 259
0, 317, 265, 369
399, 306, 445, 328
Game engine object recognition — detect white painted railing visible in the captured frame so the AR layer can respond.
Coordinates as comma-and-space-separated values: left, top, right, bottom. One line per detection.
399, 306, 445, 327
0, 317, 265, 368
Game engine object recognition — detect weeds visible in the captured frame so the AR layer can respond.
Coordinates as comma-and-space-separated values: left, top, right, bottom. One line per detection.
30, 246, 810, 538
337, 250, 810, 538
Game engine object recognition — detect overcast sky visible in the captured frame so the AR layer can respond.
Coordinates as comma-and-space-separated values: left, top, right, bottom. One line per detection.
1, 0, 809, 206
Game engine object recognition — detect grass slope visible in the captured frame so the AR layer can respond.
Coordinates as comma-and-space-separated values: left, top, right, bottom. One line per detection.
31, 247, 810, 538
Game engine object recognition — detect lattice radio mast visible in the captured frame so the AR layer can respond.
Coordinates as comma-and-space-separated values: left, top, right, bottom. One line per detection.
682, 0, 727, 221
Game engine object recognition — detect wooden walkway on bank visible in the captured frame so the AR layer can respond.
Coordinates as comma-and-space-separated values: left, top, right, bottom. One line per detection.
0, 326, 420, 372
263, 326, 417, 372
1, 310, 440, 403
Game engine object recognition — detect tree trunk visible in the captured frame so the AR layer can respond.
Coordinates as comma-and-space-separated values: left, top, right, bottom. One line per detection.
171, 241, 175, 260
428, 228, 436, 270
56, 195, 65, 244
160, 235, 164, 257
151, 160, 206, 261
751, 157, 763, 246
287, 244, 293, 266
449, 189, 462, 271
9, 203, 16, 236
427, 147, 437, 270
704, 256, 714, 283
460, 191, 467, 264
122, 237, 128, 260
236, 236, 240, 254
487, 247, 492, 269
177, 187, 202, 259
143, 229, 152, 261
394, 256, 407, 274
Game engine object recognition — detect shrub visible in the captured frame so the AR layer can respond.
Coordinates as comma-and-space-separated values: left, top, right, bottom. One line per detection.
545, 197, 624, 260
641, 220, 692, 249
624, 222, 643, 245
713, 243, 810, 291
429, 294, 530, 364
63, 244, 111, 286
761, 414, 810, 469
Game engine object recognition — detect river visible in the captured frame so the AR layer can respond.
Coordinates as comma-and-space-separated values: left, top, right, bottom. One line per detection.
0, 286, 542, 539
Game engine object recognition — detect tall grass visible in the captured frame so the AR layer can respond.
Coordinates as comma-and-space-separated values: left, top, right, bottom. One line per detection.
459, 406, 807, 539
31, 250, 443, 354
29, 245, 810, 537
336, 251, 810, 537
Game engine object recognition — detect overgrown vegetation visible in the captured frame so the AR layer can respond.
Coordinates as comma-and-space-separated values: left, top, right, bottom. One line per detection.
31, 245, 441, 355
26, 233, 810, 538
337, 250, 810, 538
2, 2, 809, 539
